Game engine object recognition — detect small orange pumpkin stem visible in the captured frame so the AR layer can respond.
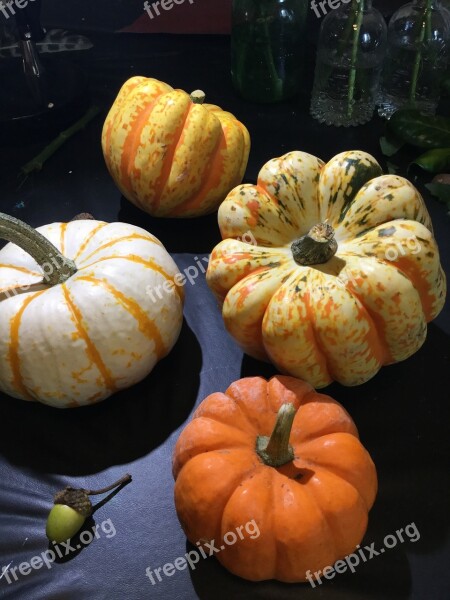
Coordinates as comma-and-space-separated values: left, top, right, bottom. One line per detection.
291, 223, 338, 266
256, 403, 296, 467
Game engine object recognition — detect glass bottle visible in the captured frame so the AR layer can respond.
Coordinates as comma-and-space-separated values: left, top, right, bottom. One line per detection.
378, 0, 450, 118
310, 0, 387, 127
231, 0, 308, 103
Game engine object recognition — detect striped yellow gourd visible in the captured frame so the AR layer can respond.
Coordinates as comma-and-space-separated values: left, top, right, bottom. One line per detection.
102, 76, 250, 218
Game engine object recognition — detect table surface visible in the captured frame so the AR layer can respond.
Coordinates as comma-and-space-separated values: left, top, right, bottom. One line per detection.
0, 34, 449, 600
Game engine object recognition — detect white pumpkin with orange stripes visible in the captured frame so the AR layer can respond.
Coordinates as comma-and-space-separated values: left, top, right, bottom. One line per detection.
0, 214, 183, 408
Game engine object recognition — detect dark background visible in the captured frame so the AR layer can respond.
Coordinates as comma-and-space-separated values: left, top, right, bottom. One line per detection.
1, 0, 408, 33
40, 0, 406, 35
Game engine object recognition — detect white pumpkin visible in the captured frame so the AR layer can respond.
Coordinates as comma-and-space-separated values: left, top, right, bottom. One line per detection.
0, 215, 183, 408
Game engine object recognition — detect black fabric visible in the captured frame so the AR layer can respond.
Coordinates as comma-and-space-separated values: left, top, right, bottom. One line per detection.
0, 33, 449, 600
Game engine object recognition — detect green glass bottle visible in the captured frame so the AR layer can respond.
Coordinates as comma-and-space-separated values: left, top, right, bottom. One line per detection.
231, 0, 308, 103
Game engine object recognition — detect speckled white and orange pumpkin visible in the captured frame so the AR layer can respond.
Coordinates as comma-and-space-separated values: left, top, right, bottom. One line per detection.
0, 217, 183, 407
207, 150, 446, 388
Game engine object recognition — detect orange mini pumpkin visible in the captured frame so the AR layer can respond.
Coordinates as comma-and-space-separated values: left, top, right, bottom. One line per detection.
101, 77, 250, 218
173, 375, 377, 583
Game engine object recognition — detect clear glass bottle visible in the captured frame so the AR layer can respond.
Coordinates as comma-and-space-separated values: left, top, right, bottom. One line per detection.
378, 0, 450, 118
231, 0, 308, 103
310, 0, 387, 127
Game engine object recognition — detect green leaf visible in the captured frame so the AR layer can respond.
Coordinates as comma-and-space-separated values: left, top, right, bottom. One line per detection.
410, 148, 450, 173
388, 110, 450, 150
425, 183, 450, 212
380, 134, 404, 157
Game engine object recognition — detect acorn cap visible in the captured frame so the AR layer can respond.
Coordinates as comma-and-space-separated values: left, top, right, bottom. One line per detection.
54, 487, 93, 518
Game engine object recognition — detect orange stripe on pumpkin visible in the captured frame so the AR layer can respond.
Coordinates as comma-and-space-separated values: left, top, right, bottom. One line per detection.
355, 297, 391, 365
81, 254, 184, 303
256, 183, 274, 204
169, 122, 225, 216
103, 77, 148, 158
59, 222, 68, 255
73, 222, 108, 261
148, 99, 192, 213
234, 267, 272, 310
79, 233, 159, 264
62, 284, 117, 392
120, 98, 161, 202
222, 252, 254, 265
8, 290, 45, 400
120, 92, 182, 207
303, 289, 332, 383
245, 199, 261, 227
76, 275, 167, 358
394, 256, 437, 322
0, 263, 40, 276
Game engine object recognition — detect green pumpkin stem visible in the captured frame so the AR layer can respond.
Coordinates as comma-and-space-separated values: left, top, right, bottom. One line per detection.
291, 223, 338, 266
256, 403, 296, 468
0, 212, 77, 286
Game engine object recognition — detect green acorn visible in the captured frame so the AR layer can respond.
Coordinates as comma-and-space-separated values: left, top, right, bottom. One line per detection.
46, 474, 131, 544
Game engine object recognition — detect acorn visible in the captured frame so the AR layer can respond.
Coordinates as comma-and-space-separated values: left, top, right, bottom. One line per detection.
46, 474, 131, 544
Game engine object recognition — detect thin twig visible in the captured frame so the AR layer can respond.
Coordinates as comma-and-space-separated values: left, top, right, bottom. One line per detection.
83, 474, 132, 496
18, 105, 101, 185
